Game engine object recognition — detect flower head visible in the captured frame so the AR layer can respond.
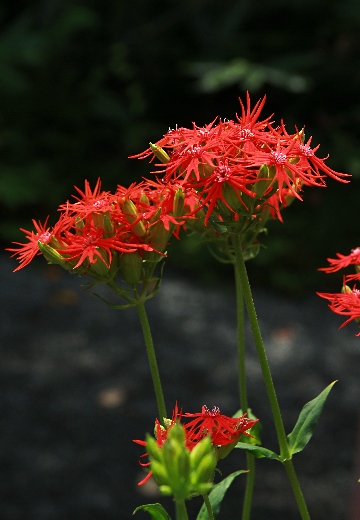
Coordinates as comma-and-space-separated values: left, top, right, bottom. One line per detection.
131, 93, 349, 237
183, 405, 258, 447
134, 404, 258, 488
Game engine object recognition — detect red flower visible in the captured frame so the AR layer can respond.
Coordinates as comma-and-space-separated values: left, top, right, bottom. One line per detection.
7, 216, 68, 271
317, 284, 360, 334
59, 178, 114, 218
134, 404, 258, 486
133, 404, 182, 485
183, 405, 258, 447
131, 93, 348, 226
319, 247, 360, 279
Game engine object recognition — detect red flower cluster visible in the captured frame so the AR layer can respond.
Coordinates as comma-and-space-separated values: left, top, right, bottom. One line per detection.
9, 94, 349, 281
132, 93, 348, 226
133, 404, 258, 485
318, 247, 360, 334
8, 179, 195, 282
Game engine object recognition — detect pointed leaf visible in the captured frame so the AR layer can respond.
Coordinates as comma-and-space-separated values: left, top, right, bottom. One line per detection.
133, 503, 172, 520
196, 470, 246, 519
235, 442, 281, 460
287, 381, 337, 456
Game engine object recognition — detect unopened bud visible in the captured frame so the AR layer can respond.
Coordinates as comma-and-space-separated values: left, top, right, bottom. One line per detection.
38, 242, 73, 271
120, 199, 147, 238
150, 143, 170, 164
118, 251, 143, 285
173, 188, 185, 218
254, 163, 274, 198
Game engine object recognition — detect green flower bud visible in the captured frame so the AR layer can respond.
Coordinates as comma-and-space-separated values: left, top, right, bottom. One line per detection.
173, 188, 185, 218
192, 451, 216, 486
150, 143, 170, 164
342, 284, 353, 295
254, 163, 275, 198
147, 221, 170, 254
189, 435, 213, 469
38, 242, 74, 271
102, 214, 114, 238
222, 183, 244, 214
118, 251, 143, 285
150, 460, 169, 486
120, 199, 147, 238
145, 434, 163, 463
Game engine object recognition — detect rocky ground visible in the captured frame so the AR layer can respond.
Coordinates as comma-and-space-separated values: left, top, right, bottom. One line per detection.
1, 253, 359, 519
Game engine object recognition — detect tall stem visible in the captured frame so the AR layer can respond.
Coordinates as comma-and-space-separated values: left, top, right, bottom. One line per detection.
234, 263, 248, 411
284, 459, 312, 520
136, 300, 167, 424
175, 499, 189, 520
232, 234, 289, 458
234, 261, 255, 520
231, 234, 311, 520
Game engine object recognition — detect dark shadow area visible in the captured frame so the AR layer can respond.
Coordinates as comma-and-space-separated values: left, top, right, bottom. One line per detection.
1, 254, 359, 519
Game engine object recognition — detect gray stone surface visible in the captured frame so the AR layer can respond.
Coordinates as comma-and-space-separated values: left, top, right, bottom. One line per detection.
1, 253, 359, 519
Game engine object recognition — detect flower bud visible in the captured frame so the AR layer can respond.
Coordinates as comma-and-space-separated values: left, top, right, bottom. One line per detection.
222, 183, 245, 214
118, 251, 143, 285
120, 199, 147, 238
173, 188, 185, 218
150, 142, 170, 164
254, 163, 274, 198
147, 221, 170, 254
38, 242, 74, 271
189, 435, 216, 486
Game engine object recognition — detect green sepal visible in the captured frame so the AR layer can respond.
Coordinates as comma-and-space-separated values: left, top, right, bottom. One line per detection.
286, 380, 337, 456
235, 443, 281, 461
133, 503, 172, 520
196, 470, 247, 520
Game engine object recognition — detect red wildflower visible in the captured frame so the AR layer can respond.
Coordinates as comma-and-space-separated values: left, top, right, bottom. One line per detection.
59, 178, 114, 218
57, 219, 135, 269
134, 404, 258, 486
183, 405, 258, 447
133, 404, 182, 485
319, 247, 360, 278
317, 284, 360, 334
131, 93, 348, 227
7, 216, 68, 271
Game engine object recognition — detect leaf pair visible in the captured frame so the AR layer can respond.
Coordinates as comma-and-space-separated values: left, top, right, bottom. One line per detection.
236, 381, 337, 461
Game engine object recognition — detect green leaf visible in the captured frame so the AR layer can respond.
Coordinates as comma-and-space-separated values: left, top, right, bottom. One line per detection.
287, 381, 337, 456
196, 470, 246, 519
133, 503, 172, 520
235, 443, 281, 461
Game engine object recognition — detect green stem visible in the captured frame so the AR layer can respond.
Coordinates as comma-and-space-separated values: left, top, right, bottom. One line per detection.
234, 260, 255, 520
284, 459, 311, 520
136, 300, 167, 424
231, 234, 311, 520
175, 499, 189, 520
234, 262, 248, 412
202, 493, 215, 520
231, 234, 289, 458
242, 453, 255, 520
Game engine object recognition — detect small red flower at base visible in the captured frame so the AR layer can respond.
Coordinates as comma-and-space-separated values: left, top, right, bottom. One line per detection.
183, 405, 258, 447
134, 404, 258, 486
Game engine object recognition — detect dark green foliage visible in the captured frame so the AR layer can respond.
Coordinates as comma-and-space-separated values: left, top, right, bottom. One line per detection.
3, 1, 360, 292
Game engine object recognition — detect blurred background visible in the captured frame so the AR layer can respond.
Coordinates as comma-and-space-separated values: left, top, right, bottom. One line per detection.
1, 0, 360, 519
2, 0, 360, 293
